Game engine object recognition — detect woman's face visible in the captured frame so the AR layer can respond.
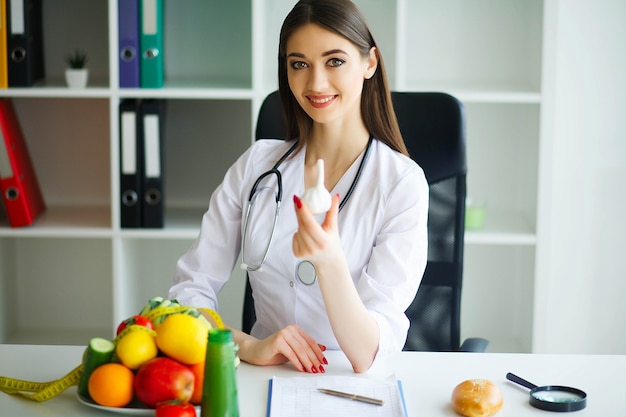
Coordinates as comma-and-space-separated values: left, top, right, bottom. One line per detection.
285, 23, 377, 127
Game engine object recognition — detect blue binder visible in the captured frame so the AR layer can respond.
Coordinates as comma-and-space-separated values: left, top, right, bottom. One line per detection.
119, 0, 140, 88
139, 0, 164, 88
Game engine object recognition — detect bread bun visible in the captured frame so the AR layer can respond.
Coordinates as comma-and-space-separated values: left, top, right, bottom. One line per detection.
451, 379, 503, 417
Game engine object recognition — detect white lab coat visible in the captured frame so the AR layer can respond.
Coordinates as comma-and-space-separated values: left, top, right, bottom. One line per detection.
169, 138, 428, 358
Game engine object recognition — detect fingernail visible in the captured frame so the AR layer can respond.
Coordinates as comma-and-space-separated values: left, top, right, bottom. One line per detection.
319, 365, 325, 373
320, 344, 327, 352
322, 357, 328, 365
293, 194, 303, 209
311, 366, 318, 374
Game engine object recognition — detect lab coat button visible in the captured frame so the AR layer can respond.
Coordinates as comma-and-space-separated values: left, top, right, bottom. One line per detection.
289, 281, 294, 287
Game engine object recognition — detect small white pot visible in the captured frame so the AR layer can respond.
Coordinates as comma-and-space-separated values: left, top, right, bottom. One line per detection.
65, 68, 89, 89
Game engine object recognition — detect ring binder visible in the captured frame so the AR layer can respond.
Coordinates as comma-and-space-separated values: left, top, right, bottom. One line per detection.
140, 99, 164, 228
0, 0, 8, 88
6, 0, 45, 87
119, 0, 140, 88
0, 98, 45, 227
139, 0, 164, 88
119, 99, 143, 228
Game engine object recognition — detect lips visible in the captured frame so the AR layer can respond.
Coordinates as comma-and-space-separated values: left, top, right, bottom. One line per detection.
307, 95, 336, 108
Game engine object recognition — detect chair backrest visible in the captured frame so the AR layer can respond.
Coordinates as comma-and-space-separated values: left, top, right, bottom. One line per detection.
243, 91, 467, 352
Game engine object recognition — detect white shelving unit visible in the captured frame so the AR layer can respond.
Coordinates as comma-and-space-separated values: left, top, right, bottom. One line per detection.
0, 0, 555, 353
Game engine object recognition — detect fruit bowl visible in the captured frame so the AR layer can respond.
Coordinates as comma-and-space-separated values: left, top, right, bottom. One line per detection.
77, 392, 201, 415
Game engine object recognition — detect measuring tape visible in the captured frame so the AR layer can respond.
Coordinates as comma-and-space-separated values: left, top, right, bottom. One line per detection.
0, 306, 224, 402
0, 364, 82, 402
199, 307, 225, 329
144, 305, 225, 329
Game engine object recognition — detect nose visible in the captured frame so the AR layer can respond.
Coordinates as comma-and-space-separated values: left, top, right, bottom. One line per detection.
307, 65, 329, 92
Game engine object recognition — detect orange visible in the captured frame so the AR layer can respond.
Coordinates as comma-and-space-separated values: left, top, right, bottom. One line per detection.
88, 363, 134, 408
188, 361, 205, 404
156, 313, 209, 365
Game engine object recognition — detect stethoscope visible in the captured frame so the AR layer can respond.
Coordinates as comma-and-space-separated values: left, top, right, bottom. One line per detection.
240, 137, 373, 285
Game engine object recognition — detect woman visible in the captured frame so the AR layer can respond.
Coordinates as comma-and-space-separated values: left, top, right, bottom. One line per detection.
169, 0, 428, 373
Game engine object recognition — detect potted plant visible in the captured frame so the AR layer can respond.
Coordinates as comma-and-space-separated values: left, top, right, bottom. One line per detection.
65, 49, 88, 89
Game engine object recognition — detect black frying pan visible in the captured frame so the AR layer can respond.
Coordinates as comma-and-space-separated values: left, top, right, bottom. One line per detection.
506, 372, 587, 412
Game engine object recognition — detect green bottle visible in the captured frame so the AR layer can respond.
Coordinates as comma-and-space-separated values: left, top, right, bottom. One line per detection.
201, 329, 239, 417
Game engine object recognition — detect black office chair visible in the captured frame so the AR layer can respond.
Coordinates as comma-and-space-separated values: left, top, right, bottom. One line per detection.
242, 91, 489, 353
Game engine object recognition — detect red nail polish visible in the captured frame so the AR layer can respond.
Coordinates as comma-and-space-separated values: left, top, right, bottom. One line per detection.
293, 194, 303, 209
319, 365, 325, 373
322, 357, 328, 365
311, 366, 318, 374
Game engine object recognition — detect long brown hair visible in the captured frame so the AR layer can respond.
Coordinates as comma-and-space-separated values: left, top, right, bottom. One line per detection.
278, 0, 408, 156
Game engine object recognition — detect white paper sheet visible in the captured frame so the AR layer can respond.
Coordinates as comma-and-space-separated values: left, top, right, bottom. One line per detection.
267, 374, 407, 417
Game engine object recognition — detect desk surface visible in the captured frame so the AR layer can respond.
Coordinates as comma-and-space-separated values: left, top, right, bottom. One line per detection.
1, 344, 624, 416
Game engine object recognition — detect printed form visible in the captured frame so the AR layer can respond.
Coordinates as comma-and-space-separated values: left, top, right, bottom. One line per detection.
268, 374, 407, 417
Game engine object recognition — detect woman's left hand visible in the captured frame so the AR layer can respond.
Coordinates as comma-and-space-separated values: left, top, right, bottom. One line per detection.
292, 194, 343, 266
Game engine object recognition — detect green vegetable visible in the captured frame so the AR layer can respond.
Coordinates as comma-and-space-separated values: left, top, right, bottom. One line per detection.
139, 296, 164, 316
78, 337, 115, 398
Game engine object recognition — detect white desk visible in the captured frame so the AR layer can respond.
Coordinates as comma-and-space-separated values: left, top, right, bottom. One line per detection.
1, 344, 624, 416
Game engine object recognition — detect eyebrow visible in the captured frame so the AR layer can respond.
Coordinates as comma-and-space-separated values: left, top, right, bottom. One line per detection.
286, 49, 348, 59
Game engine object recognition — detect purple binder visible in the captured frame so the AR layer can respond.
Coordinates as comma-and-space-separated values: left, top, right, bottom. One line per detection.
119, 0, 140, 88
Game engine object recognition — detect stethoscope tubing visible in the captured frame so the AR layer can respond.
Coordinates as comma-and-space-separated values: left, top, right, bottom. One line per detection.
240, 137, 373, 276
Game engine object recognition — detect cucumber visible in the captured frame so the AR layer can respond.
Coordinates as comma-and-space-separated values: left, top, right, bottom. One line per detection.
78, 337, 115, 398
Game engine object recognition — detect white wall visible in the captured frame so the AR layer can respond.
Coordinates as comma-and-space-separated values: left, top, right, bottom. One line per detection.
534, 0, 626, 353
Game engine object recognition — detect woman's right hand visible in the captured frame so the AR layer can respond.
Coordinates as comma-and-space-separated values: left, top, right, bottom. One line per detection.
231, 324, 327, 373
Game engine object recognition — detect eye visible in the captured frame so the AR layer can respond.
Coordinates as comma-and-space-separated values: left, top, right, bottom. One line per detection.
289, 61, 308, 70
327, 58, 345, 67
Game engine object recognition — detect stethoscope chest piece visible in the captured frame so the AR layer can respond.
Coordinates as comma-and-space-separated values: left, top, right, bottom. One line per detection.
296, 260, 317, 285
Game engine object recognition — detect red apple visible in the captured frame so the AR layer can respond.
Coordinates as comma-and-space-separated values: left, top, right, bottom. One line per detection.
134, 357, 195, 408
156, 401, 197, 417
187, 361, 205, 405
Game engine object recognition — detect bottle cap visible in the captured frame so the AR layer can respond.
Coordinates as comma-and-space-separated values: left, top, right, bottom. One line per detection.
209, 328, 233, 344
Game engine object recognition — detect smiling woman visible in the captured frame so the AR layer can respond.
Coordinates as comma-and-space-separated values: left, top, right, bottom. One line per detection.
169, 0, 428, 375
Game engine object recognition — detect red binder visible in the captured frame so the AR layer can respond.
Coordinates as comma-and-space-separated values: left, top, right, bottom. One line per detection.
0, 99, 45, 227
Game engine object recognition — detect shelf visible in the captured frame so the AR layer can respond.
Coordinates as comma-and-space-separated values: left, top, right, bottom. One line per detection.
116, 86, 256, 100
0, 206, 111, 237
403, 83, 542, 104
0, 84, 111, 98
119, 207, 204, 240
402, 0, 543, 95
465, 211, 537, 246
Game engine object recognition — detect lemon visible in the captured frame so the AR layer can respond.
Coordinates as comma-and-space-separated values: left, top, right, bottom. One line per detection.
156, 313, 209, 365
115, 326, 158, 370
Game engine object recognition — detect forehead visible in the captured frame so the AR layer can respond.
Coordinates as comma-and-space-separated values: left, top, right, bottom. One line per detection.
286, 23, 358, 57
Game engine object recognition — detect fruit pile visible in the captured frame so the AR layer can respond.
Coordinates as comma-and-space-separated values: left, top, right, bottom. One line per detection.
78, 297, 230, 416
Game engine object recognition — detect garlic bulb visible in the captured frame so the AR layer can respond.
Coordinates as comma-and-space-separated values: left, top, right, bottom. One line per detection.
301, 159, 332, 214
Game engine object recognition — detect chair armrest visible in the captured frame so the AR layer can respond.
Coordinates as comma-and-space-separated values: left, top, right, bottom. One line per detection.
459, 337, 490, 353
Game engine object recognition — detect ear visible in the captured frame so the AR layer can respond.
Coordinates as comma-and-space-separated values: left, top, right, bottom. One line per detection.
364, 46, 378, 79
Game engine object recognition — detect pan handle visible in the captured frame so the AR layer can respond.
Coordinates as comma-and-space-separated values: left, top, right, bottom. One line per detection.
506, 372, 538, 390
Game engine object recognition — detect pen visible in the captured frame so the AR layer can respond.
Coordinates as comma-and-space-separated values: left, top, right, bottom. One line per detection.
318, 388, 384, 406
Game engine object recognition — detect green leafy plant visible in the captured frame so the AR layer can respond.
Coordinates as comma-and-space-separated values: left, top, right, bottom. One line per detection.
65, 49, 88, 69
